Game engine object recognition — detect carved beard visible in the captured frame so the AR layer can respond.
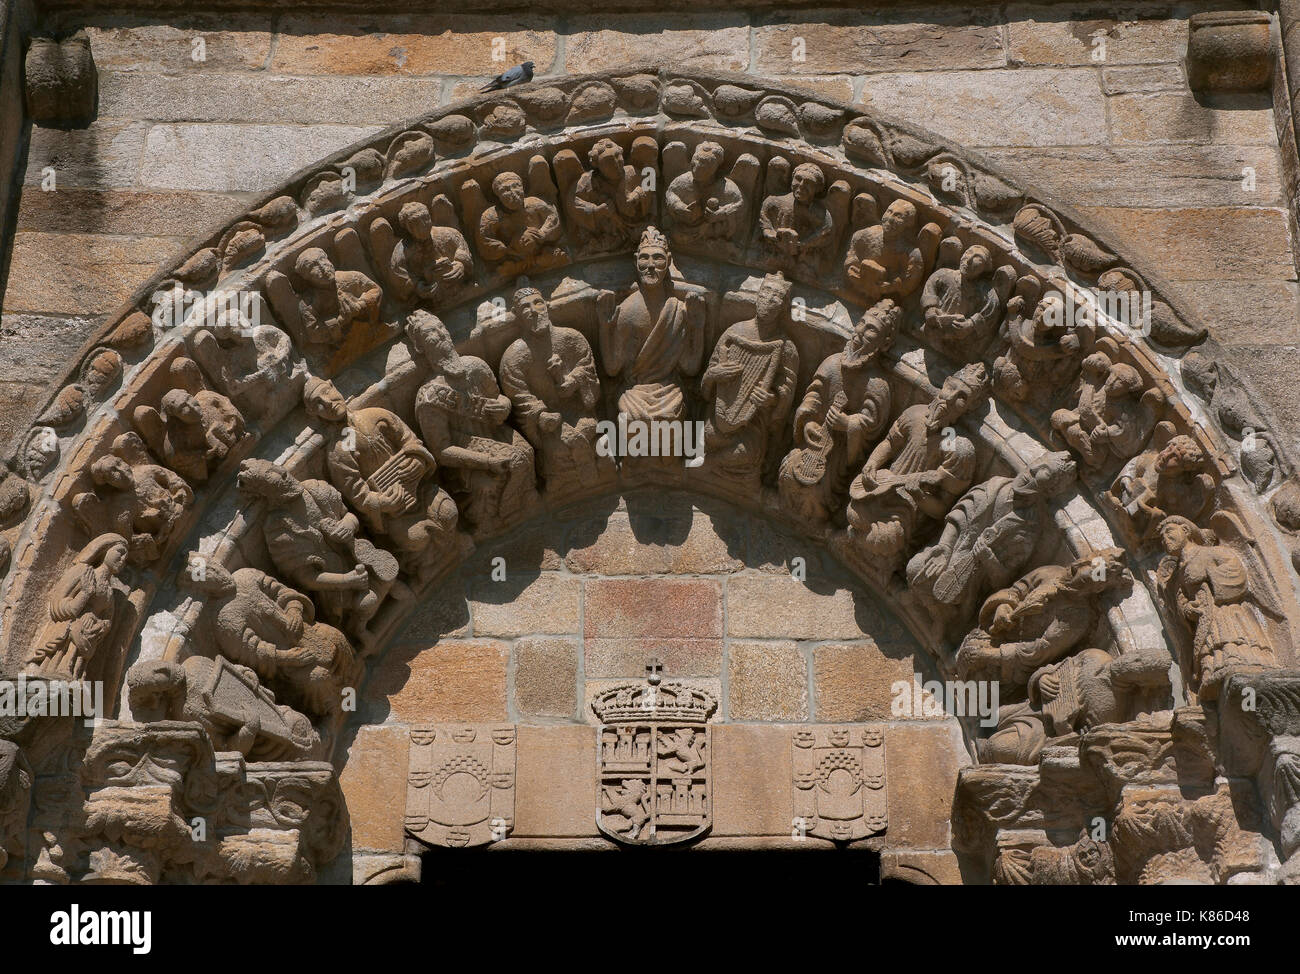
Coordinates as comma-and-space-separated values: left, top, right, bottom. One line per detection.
842, 334, 876, 369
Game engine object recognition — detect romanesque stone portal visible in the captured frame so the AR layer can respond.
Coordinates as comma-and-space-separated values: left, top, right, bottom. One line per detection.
3, 9, 1300, 896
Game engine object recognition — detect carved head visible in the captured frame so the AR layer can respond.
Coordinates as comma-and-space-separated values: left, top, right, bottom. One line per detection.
754, 272, 792, 327
1033, 293, 1068, 334
635, 226, 671, 288
491, 172, 526, 212
303, 376, 348, 424
1069, 547, 1130, 592
1155, 434, 1206, 475
161, 389, 203, 426
1016, 451, 1077, 500
177, 552, 237, 597
77, 533, 129, 573
959, 245, 992, 280
1103, 361, 1145, 400
512, 285, 550, 335
294, 248, 336, 289
112, 432, 153, 466
790, 163, 825, 204
89, 455, 133, 493
397, 201, 433, 239
881, 199, 917, 241
1157, 515, 1213, 556
588, 138, 625, 178
844, 298, 900, 368
405, 309, 456, 368
126, 660, 186, 723
689, 141, 725, 182
236, 458, 302, 507
928, 362, 989, 430
1180, 350, 1219, 399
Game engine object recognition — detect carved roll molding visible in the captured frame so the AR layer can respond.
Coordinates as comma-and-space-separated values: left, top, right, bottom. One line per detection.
1, 67, 1297, 884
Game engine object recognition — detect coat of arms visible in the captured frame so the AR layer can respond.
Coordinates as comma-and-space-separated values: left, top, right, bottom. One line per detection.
405, 724, 515, 848
592, 677, 717, 846
792, 725, 887, 842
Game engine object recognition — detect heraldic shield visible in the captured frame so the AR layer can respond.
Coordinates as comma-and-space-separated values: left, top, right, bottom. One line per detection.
405, 724, 516, 849
792, 725, 887, 842
593, 681, 717, 846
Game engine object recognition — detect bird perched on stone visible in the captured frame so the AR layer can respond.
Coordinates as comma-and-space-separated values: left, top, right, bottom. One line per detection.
481, 60, 534, 91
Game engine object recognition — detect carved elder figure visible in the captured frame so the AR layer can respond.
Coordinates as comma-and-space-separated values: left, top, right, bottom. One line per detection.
237, 459, 402, 646
72, 432, 194, 565
189, 304, 304, 425
778, 298, 899, 523
700, 273, 800, 482
665, 141, 745, 248
760, 162, 835, 277
133, 357, 247, 484
843, 198, 938, 303
408, 310, 538, 530
919, 242, 1012, 363
1051, 346, 1163, 470
907, 451, 1078, 631
993, 291, 1083, 405
280, 247, 383, 347
569, 138, 653, 251
26, 533, 130, 681
1157, 513, 1283, 699
1108, 422, 1217, 545
303, 376, 460, 586
387, 200, 473, 303
846, 362, 986, 569
598, 226, 705, 429
476, 171, 565, 277
499, 285, 611, 493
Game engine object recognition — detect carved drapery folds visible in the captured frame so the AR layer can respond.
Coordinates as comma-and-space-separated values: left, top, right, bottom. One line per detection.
2, 68, 1298, 884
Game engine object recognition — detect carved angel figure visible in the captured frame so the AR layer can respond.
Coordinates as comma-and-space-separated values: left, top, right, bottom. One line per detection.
237, 459, 404, 646
26, 533, 130, 681
72, 432, 194, 565
408, 310, 538, 530
304, 376, 460, 586
843, 197, 941, 303
188, 303, 305, 426
476, 171, 565, 277
1157, 512, 1283, 699
1050, 343, 1163, 469
759, 160, 838, 278
955, 548, 1131, 688
498, 284, 612, 494
1108, 421, 1217, 545
846, 362, 986, 570
598, 226, 705, 428
380, 200, 473, 303
564, 138, 653, 251
992, 290, 1083, 406
178, 558, 360, 722
907, 451, 1078, 630
665, 141, 746, 249
778, 298, 899, 524
133, 357, 247, 484
700, 272, 800, 483
919, 241, 1014, 364
274, 247, 383, 347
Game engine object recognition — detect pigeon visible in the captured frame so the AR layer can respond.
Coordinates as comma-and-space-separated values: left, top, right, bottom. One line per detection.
481, 61, 534, 92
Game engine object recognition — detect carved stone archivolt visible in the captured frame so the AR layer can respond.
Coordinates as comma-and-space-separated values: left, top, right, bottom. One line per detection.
2, 66, 1298, 884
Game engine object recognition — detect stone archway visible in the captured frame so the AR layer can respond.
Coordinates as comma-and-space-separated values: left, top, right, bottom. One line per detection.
1, 66, 1298, 886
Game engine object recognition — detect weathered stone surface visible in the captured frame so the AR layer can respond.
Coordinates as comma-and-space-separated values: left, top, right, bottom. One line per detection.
979, 144, 1281, 207
711, 724, 795, 836
884, 721, 968, 848
859, 68, 1107, 147
1101, 63, 1186, 94
24, 121, 151, 189
755, 12, 1004, 74
0, 313, 104, 384
339, 724, 409, 853
99, 71, 449, 125
781, 74, 855, 102
726, 574, 868, 640
366, 640, 509, 722
15, 188, 250, 235
567, 14, 749, 73
727, 641, 809, 720
394, 577, 470, 641
1168, 280, 1300, 345
584, 577, 723, 638
83, 18, 275, 71
272, 14, 557, 76
583, 637, 723, 678
813, 640, 931, 722
470, 574, 581, 636
1006, 6, 1186, 66
1109, 92, 1277, 145
514, 637, 579, 718
513, 724, 597, 837
138, 123, 382, 191
3, 231, 182, 315
564, 510, 743, 575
